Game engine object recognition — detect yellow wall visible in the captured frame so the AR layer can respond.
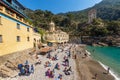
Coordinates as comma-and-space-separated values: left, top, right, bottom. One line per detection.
0, 3, 42, 56
0, 14, 34, 56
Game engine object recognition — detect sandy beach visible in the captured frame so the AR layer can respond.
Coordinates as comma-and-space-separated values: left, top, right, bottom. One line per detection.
0, 43, 115, 80
74, 45, 115, 80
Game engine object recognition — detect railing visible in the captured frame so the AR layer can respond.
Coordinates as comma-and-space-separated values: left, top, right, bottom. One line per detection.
2, 0, 27, 18
0, 1, 32, 27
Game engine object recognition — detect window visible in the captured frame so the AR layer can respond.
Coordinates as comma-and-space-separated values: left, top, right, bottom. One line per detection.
17, 23, 20, 29
17, 36, 20, 42
6, 0, 12, 4
27, 27, 29, 32
0, 16, 2, 25
0, 35, 3, 43
27, 37, 30, 41
34, 38, 36, 42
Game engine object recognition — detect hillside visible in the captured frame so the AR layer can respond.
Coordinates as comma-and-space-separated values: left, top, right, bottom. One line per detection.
59, 0, 120, 22
24, 0, 120, 37
24, 0, 120, 27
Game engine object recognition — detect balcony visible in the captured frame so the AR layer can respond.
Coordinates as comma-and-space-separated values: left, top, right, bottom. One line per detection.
2, 0, 27, 18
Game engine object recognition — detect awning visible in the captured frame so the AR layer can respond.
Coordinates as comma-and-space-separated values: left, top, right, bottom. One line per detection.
40, 47, 52, 53
46, 40, 56, 43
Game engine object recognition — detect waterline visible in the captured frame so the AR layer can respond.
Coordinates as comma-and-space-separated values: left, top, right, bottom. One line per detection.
86, 49, 120, 80
98, 61, 120, 80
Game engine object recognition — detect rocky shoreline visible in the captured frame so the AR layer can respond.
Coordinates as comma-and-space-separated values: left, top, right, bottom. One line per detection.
70, 35, 120, 47
81, 36, 120, 47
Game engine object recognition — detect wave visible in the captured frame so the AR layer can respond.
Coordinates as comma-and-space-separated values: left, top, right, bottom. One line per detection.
98, 61, 120, 80
85, 50, 91, 55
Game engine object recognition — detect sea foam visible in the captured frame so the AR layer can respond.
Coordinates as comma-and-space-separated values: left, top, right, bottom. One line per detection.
98, 61, 120, 80
86, 50, 120, 80
85, 50, 91, 55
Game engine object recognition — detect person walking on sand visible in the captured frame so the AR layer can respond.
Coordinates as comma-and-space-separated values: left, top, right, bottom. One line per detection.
107, 67, 110, 74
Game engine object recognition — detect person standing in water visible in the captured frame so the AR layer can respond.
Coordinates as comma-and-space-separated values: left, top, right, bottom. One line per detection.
93, 49, 95, 52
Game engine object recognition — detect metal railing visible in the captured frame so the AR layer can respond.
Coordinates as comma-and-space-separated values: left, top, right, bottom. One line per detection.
2, 0, 27, 18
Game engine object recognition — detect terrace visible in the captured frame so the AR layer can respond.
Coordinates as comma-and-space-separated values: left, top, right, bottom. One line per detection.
2, 0, 27, 18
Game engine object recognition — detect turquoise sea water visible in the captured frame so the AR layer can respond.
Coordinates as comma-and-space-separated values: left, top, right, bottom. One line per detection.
86, 46, 120, 77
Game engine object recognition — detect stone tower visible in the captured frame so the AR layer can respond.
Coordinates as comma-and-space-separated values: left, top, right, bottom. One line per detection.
88, 9, 97, 23
49, 21, 55, 32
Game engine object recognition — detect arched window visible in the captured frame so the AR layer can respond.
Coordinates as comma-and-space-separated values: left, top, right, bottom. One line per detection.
27, 37, 30, 41
34, 38, 36, 42
0, 35, 3, 43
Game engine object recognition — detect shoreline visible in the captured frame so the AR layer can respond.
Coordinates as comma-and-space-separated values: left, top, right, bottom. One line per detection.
74, 44, 115, 80
98, 61, 120, 80
86, 50, 120, 80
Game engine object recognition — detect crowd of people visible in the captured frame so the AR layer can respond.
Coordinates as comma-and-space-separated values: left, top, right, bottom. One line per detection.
16, 43, 112, 80
18, 60, 34, 76
17, 44, 77, 80
43, 44, 74, 80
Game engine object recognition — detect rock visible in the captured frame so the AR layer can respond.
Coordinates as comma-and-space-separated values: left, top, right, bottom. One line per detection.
98, 42, 108, 46
4, 60, 17, 70
0, 65, 18, 78
0, 48, 36, 78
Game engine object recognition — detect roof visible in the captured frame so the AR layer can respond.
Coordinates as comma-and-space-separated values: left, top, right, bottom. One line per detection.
1, 0, 27, 18
40, 47, 52, 53
47, 40, 56, 43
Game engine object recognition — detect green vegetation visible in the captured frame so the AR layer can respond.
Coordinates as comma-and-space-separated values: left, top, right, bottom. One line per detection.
24, 0, 120, 37
38, 28, 46, 43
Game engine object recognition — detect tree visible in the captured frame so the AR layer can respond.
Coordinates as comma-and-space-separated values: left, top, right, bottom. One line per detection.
90, 25, 108, 36
107, 21, 120, 35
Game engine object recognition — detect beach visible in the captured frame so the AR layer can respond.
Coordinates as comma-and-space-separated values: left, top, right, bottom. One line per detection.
0, 43, 115, 80
71, 45, 115, 80
86, 46, 120, 80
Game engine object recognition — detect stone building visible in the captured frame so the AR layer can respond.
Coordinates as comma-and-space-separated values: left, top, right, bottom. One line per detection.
88, 9, 97, 23
33, 31, 41, 49
44, 22, 69, 46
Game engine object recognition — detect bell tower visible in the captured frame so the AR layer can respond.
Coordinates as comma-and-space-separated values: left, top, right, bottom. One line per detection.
49, 21, 55, 32
88, 9, 97, 23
